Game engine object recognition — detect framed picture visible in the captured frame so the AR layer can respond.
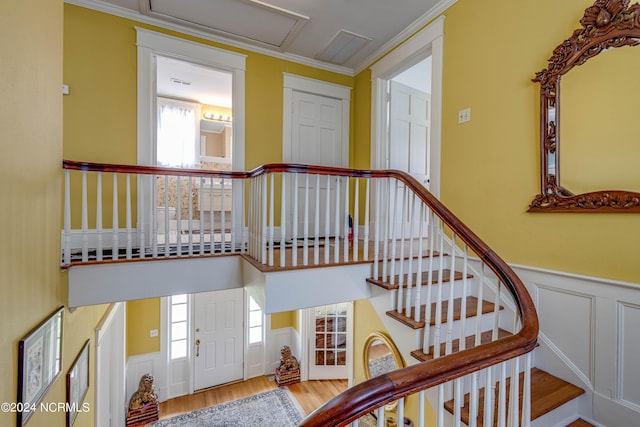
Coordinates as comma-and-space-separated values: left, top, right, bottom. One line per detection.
17, 306, 64, 426
66, 340, 89, 427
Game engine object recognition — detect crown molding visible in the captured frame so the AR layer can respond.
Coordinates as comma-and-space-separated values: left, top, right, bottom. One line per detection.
65, 0, 354, 76
353, 0, 457, 74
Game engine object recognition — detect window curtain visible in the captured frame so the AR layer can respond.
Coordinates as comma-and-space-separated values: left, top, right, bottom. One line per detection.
157, 98, 201, 167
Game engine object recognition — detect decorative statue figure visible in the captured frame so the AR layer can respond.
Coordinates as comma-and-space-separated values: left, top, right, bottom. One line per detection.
128, 374, 159, 411
279, 345, 299, 371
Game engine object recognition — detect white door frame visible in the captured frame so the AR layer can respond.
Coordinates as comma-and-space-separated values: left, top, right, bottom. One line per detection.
282, 73, 351, 166
135, 28, 247, 241
370, 16, 444, 199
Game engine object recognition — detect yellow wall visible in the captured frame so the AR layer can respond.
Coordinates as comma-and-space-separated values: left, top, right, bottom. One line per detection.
355, 0, 639, 284
271, 310, 297, 330
127, 299, 161, 356
0, 1, 109, 426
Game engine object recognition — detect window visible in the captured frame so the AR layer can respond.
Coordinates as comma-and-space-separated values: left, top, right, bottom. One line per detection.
157, 97, 200, 168
248, 296, 263, 344
169, 294, 189, 359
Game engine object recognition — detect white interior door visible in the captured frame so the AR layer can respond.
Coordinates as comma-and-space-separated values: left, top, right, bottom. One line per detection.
194, 288, 244, 390
289, 90, 347, 238
307, 302, 353, 380
389, 80, 431, 237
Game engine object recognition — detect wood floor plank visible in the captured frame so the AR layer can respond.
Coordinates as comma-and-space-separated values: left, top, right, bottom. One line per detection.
157, 376, 348, 420
566, 418, 596, 427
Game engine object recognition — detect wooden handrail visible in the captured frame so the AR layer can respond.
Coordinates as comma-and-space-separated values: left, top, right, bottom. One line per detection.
63, 160, 538, 425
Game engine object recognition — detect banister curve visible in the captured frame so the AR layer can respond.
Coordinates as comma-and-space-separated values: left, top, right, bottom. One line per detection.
62, 160, 538, 425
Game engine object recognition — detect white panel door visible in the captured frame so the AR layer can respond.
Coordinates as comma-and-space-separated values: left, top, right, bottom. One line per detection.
194, 288, 243, 390
389, 80, 431, 237
307, 302, 352, 380
290, 91, 346, 238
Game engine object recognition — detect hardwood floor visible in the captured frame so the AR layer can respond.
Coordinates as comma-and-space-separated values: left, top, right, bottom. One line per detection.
158, 376, 348, 420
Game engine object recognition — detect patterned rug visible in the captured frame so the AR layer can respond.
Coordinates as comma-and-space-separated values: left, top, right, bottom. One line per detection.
148, 388, 305, 427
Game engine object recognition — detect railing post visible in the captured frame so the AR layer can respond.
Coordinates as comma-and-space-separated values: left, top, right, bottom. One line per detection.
81, 170, 88, 262
112, 173, 119, 261
63, 169, 71, 266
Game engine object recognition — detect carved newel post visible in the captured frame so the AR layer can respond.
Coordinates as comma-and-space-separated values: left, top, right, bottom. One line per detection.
126, 374, 160, 426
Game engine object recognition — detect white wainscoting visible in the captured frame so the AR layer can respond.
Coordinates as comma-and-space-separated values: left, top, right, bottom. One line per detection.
126, 352, 168, 403
268, 326, 300, 373
479, 261, 640, 426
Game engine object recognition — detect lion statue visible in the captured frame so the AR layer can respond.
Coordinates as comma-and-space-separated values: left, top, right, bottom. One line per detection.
278, 345, 299, 371
128, 373, 159, 410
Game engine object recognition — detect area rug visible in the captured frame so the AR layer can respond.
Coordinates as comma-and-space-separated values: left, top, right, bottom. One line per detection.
148, 388, 305, 427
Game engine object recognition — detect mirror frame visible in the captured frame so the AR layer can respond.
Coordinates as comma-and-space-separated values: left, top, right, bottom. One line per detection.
363, 331, 404, 379
529, 0, 640, 212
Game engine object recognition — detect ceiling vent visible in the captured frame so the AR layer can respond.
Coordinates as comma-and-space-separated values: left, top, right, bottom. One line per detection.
143, 0, 309, 51
315, 30, 372, 65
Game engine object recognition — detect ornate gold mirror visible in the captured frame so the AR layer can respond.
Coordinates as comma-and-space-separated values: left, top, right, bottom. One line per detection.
363, 332, 404, 412
529, 0, 640, 212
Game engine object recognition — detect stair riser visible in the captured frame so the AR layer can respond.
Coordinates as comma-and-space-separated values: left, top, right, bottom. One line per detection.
420, 312, 503, 348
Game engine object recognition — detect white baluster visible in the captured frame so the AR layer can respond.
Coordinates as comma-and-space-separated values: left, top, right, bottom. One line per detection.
261, 174, 267, 264
484, 366, 494, 427
414, 202, 424, 323
209, 177, 215, 254
314, 174, 320, 265
334, 176, 341, 263
139, 174, 146, 259
373, 179, 381, 277
199, 177, 204, 256
176, 176, 182, 257
164, 175, 170, 257
126, 173, 132, 259
397, 185, 406, 314
231, 178, 237, 253
493, 280, 501, 340
81, 170, 88, 262
405, 192, 416, 318
363, 178, 370, 261
389, 181, 398, 287
454, 377, 462, 427
187, 177, 194, 256
445, 234, 457, 355
509, 356, 520, 427
434, 221, 445, 358
324, 174, 331, 265
398, 397, 405, 426
437, 384, 445, 427
248, 177, 255, 258
459, 243, 468, 351
292, 173, 298, 267
475, 263, 486, 347
381, 179, 390, 282
376, 406, 385, 427
422, 211, 436, 349
269, 173, 275, 266
63, 169, 71, 266
112, 173, 119, 261
343, 176, 349, 262
498, 362, 507, 427
418, 390, 425, 427
220, 177, 228, 254
303, 173, 310, 266
280, 173, 287, 267
96, 172, 103, 262
353, 178, 360, 262
470, 371, 479, 427
522, 353, 532, 427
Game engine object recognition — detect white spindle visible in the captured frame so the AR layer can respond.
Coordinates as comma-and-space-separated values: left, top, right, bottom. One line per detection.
353, 178, 360, 262
405, 193, 416, 317
63, 170, 71, 265
493, 280, 501, 340
261, 175, 267, 264
445, 234, 457, 355
151, 175, 157, 259
422, 211, 436, 351
343, 176, 349, 262
418, 390, 425, 427
484, 366, 494, 427
199, 178, 204, 256
268, 173, 275, 266
389, 182, 398, 287
509, 356, 520, 427
437, 384, 445, 427
414, 203, 424, 323
231, 179, 237, 253
324, 174, 331, 265
248, 177, 255, 258
112, 173, 119, 261
176, 176, 182, 257
221, 178, 227, 254
280, 173, 287, 267
96, 172, 103, 262
397, 185, 407, 314
470, 371, 479, 427
81, 171, 88, 262
126, 173, 133, 259
363, 178, 370, 261
209, 178, 215, 254
459, 244, 469, 351
498, 362, 507, 427
314, 174, 320, 265
475, 263, 486, 346
434, 222, 445, 358
187, 177, 194, 256
397, 397, 405, 427
292, 173, 298, 267
303, 174, 310, 266
522, 353, 532, 427
454, 377, 462, 427
334, 176, 341, 263
381, 179, 390, 282
139, 175, 146, 259
376, 406, 385, 427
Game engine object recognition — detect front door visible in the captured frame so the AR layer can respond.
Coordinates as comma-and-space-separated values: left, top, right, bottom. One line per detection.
193, 288, 244, 390
307, 302, 353, 380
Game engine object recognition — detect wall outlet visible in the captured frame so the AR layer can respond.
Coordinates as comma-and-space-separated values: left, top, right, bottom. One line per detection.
458, 107, 471, 123
150, 329, 158, 337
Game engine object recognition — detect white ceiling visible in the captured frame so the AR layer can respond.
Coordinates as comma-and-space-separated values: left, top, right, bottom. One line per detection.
76, 0, 451, 108
79, 0, 449, 70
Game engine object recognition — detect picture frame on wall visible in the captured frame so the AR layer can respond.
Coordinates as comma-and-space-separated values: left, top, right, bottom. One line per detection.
66, 340, 89, 427
17, 306, 64, 426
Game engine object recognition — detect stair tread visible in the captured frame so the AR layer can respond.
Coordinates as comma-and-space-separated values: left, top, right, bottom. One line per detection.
411, 329, 513, 361
367, 269, 472, 290
443, 368, 585, 426
566, 418, 596, 427
386, 296, 502, 330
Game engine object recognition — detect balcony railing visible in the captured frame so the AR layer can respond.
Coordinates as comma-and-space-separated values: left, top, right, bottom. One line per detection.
62, 160, 538, 427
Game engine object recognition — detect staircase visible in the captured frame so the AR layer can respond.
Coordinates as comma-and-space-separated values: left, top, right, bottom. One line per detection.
366, 248, 591, 427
